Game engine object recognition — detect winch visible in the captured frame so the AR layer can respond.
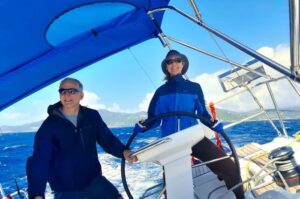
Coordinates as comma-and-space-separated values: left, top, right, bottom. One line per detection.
268, 146, 300, 190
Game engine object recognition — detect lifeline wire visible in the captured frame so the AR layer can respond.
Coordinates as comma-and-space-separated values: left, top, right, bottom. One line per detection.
128, 48, 157, 89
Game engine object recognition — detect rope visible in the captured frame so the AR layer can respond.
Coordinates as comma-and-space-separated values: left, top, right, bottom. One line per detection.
207, 32, 237, 71
289, 131, 300, 145
295, 131, 300, 139
207, 31, 259, 86
209, 102, 223, 149
128, 48, 157, 89
244, 150, 269, 190
229, 157, 280, 193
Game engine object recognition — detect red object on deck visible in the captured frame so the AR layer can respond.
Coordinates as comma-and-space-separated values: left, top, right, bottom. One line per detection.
191, 156, 199, 165
209, 102, 217, 121
209, 102, 222, 148
4, 195, 13, 199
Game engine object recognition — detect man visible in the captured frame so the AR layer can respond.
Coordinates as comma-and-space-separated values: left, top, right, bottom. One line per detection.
26, 77, 137, 199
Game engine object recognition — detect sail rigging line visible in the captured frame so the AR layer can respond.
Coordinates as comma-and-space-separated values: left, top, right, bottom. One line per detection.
165, 35, 271, 79
149, 6, 300, 83
206, 31, 254, 88
199, 8, 265, 84
149, 5, 273, 81
128, 48, 157, 89
150, 4, 275, 92
206, 30, 254, 87
207, 31, 236, 69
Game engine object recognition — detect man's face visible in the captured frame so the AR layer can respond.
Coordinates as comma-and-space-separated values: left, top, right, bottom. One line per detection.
59, 81, 83, 110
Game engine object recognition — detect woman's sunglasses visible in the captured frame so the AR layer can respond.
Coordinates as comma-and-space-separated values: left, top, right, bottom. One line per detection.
166, 58, 182, 65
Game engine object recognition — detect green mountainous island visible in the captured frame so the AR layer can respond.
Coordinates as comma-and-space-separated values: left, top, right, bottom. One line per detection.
1, 107, 299, 133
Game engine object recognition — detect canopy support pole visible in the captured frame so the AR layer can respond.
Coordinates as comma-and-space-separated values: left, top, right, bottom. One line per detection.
289, 0, 300, 76
148, 6, 300, 83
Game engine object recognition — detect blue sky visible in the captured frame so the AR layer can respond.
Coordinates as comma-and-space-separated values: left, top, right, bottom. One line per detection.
1, 0, 299, 126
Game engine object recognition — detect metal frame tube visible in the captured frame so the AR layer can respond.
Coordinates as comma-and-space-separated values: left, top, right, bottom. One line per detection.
287, 77, 300, 96
148, 6, 300, 83
224, 111, 265, 129
148, 4, 300, 137
191, 155, 232, 167
266, 82, 288, 136
188, 0, 202, 22
289, 0, 300, 75
212, 87, 249, 106
148, 13, 171, 49
246, 87, 282, 137
166, 36, 271, 79
199, 21, 300, 82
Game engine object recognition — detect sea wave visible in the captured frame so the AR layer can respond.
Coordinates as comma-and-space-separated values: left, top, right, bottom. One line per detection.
1, 120, 300, 198
2, 144, 26, 151
99, 153, 162, 198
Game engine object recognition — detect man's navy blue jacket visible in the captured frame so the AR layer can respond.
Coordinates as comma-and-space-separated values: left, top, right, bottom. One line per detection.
26, 102, 126, 198
148, 75, 212, 137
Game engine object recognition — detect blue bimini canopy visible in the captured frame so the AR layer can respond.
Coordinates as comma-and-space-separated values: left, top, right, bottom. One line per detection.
0, 0, 169, 111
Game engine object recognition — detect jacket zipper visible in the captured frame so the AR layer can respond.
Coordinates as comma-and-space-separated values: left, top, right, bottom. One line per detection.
75, 127, 85, 148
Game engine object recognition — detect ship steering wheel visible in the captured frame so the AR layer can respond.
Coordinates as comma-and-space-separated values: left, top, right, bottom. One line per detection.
121, 111, 241, 199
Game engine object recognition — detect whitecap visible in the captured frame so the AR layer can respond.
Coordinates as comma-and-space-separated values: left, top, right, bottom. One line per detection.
99, 153, 162, 198
2, 145, 25, 151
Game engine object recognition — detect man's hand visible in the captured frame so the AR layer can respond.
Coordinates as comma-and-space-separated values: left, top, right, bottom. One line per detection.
123, 149, 138, 163
34, 196, 43, 199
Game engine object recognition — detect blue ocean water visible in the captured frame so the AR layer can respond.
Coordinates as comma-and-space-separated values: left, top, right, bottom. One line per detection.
0, 120, 299, 198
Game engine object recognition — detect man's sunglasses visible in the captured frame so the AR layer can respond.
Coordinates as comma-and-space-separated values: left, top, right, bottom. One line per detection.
58, 88, 81, 95
166, 58, 182, 65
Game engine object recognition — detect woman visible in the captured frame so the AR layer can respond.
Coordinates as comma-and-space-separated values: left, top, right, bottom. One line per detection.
134, 50, 244, 199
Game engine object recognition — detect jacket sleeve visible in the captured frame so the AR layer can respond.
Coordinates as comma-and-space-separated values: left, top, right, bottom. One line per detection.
146, 90, 161, 129
95, 112, 126, 158
26, 119, 54, 199
195, 84, 213, 127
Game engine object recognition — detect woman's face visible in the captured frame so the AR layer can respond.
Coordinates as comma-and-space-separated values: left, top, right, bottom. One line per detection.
166, 56, 184, 77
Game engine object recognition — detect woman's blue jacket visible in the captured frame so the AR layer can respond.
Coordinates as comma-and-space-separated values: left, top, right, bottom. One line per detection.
148, 75, 212, 137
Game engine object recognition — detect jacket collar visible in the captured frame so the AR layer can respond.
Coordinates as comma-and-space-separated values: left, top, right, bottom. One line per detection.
168, 74, 185, 83
47, 102, 64, 118
47, 102, 85, 121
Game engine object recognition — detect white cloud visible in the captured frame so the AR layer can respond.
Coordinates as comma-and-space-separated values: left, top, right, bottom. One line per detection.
0, 112, 44, 126
136, 45, 299, 113
81, 91, 106, 110
257, 47, 275, 60
107, 103, 121, 112
193, 73, 225, 102
81, 91, 135, 113
192, 44, 300, 112
138, 92, 154, 112
0, 112, 23, 120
